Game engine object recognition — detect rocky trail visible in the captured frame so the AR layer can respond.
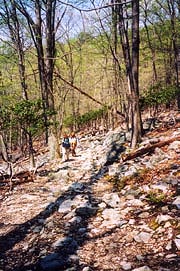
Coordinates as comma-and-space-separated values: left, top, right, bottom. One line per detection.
0, 110, 180, 271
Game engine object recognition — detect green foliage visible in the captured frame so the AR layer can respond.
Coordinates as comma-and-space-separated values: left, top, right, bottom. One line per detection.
146, 190, 166, 204
149, 218, 159, 230
63, 115, 75, 128
140, 83, 179, 108
0, 104, 12, 131
107, 175, 127, 192
0, 99, 56, 146
12, 99, 45, 136
63, 106, 108, 128
77, 31, 94, 45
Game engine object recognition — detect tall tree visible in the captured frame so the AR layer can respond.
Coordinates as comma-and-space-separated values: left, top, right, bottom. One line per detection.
13, 0, 61, 144
0, 0, 38, 166
131, 0, 141, 147
3, 0, 28, 100
116, 0, 141, 147
166, 0, 180, 109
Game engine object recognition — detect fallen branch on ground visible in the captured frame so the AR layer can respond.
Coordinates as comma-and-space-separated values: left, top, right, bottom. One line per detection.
122, 136, 180, 162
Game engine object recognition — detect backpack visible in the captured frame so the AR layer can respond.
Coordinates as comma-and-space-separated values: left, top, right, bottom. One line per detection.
62, 137, 70, 149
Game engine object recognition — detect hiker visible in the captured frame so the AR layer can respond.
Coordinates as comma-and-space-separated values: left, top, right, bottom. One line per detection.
69, 132, 78, 157
61, 133, 71, 161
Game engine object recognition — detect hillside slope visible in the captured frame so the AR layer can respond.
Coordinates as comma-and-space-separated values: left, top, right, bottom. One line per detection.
0, 110, 180, 271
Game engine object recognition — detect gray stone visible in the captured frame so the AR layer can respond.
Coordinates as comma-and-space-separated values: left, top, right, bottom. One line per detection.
134, 232, 152, 243
172, 196, 180, 209
174, 238, 180, 250
75, 206, 98, 217
52, 237, 77, 250
156, 214, 172, 224
132, 266, 152, 271
102, 193, 121, 208
120, 261, 132, 270
40, 253, 66, 270
151, 182, 169, 192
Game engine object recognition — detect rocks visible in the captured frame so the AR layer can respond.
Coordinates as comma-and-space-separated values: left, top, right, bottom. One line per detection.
75, 206, 98, 217
133, 232, 152, 243
174, 237, 180, 250
132, 267, 152, 271
102, 192, 121, 207
172, 196, 180, 209
40, 253, 67, 270
1, 119, 180, 270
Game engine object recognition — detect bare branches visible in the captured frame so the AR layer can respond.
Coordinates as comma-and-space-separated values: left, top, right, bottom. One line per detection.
54, 68, 104, 107
58, 0, 132, 13
54, 68, 125, 118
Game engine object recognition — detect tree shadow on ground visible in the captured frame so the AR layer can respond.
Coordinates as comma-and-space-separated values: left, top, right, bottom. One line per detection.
1, 138, 178, 271
104, 142, 126, 166
0, 168, 106, 270
0, 140, 124, 270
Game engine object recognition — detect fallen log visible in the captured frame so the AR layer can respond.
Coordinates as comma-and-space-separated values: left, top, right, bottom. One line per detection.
0, 170, 34, 191
122, 135, 180, 162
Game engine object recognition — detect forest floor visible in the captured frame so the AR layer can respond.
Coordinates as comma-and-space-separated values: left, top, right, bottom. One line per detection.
0, 109, 180, 271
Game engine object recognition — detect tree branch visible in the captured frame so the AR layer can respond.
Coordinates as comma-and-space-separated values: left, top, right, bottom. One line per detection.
54, 68, 125, 118
54, 68, 104, 106
58, 1, 132, 13
123, 136, 180, 161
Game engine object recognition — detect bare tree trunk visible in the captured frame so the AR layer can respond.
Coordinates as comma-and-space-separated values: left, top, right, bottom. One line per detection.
45, 0, 56, 111
15, 0, 58, 144
131, 0, 142, 148
3, 0, 29, 100
111, 0, 120, 122
167, 0, 180, 110
28, 132, 35, 168
34, 0, 49, 143
117, 0, 142, 147
176, 0, 180, 110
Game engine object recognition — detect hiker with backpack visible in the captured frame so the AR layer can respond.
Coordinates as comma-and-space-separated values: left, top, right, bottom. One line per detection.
69, 132, 78, 157
61, 133, 71, 162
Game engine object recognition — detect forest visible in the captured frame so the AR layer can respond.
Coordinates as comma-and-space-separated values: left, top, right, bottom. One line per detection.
0, 0, 180, 165
0, 1, 180, 271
